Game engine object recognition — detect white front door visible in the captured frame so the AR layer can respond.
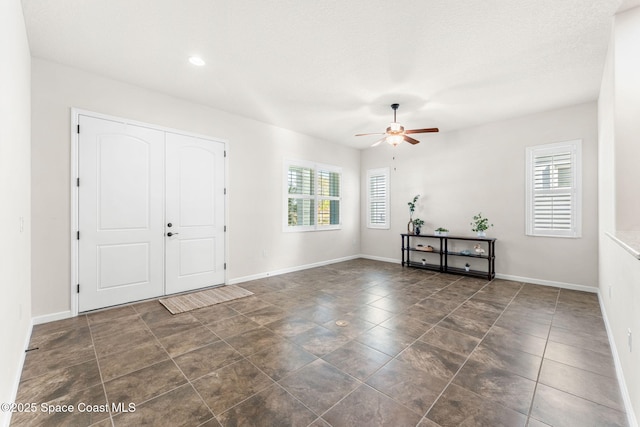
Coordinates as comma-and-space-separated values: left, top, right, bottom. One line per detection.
78, 115, 165, 311
165, 132, 226, 294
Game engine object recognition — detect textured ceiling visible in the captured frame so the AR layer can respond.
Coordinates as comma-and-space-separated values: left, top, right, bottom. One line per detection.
21, 0, 632, 149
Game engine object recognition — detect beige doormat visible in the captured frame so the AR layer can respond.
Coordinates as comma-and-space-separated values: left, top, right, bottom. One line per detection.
159, 285, 253, 314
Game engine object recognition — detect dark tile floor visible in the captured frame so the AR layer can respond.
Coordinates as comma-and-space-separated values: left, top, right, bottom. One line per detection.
12, 259, 628, 427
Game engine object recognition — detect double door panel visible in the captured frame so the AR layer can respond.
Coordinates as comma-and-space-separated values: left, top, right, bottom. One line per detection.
78, 115, 225, 312
165, 132, 225, 295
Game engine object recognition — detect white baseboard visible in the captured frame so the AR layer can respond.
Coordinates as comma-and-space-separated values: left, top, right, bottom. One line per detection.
358, 254, 400, 264
598, 293, 638, 427
1, 319, 34, 427
494, 273, 597, 293
32, 310, 73, 325
228, 255, 361, 285
357, 256, 598, 293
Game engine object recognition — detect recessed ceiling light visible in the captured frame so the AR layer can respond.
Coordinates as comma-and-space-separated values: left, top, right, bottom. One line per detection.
189, 56, 205, 66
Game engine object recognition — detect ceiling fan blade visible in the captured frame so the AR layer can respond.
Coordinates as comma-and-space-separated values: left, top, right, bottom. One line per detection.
403, 135, 420, 145
355, 132, 386, 137
371, 137, 386, 147
405, 128, 439, 134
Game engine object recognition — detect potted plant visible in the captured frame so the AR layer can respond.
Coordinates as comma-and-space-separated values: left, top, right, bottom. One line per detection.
471, 212, 493, 237
407, 195, 420, 234
465, 263, 471, 272
434, 227, 449, 236
413, 218, 425, 235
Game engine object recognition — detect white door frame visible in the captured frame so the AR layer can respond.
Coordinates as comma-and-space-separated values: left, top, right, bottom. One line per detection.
70, 108, 229, 316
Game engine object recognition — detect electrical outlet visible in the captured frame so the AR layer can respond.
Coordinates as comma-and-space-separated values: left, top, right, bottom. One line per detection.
628, 329, 632, 352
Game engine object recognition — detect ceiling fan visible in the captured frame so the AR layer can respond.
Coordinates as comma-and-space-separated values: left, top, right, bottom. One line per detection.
356, 103, 439, 147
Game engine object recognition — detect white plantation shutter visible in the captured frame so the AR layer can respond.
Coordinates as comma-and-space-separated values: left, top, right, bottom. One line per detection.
367, 168, 389, 229
526, 141, 582, 237
284, 159, 342, 231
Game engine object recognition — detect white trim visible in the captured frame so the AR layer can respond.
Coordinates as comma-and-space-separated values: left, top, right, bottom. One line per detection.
599, 292, 638, 427
70, 108, 228, 315
71, 111, 79, 316
366, 167, 390, 230
283, 158, 342, 232
525, 139, 582, 238
494, 273, 596, 293
606, 231, 640, 260
224, 137, 230, 286
2, 320, 33, 427
356, 257, 598, 292
359, 254, 401, 264
228, 255, 360, 285
32, 310, 74, 325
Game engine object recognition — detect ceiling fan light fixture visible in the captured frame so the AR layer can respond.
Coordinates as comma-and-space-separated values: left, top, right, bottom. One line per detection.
356, 103, 438, 147
387, 135, 404, 146
388, 122, 402, 132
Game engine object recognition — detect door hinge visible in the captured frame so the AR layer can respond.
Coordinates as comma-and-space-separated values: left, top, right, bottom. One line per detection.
224, 263, 227, 270
224, 188, 227, 195
77, 231, 80, 240
224, 225, 227, 232
77, 284, 80, 293
224, 150, 226, 158
76, 177, 80, 187
77, 124, 80, 134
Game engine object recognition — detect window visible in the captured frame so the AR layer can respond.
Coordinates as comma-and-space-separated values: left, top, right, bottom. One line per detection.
367, 168, 390, 229
526, 140, 582, 237
285, 159, 341, 231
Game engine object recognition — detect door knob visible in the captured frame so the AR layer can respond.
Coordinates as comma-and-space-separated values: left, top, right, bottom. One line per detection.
167, 232, 179, 237
167, 223, 172, 227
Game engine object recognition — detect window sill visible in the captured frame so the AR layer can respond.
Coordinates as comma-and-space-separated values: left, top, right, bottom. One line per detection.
607, 231, 640, 260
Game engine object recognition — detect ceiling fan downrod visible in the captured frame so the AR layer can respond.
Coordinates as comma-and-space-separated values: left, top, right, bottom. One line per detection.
391, 103, 399, 123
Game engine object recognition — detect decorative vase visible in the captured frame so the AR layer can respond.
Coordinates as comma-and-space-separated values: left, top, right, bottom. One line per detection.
477, 231, 486, 237
415, 227, 421, 235
408, 220, 414, 235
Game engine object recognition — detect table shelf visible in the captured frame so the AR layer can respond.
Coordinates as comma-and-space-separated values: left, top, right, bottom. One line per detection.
401, 234, 496, 280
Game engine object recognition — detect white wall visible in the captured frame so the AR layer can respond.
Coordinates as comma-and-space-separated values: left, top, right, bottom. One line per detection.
614, 6, 640, 232
361, 102, 599, 289
598, 7, 640, 425
31, 58, 360, 318
0, 0, 32, 425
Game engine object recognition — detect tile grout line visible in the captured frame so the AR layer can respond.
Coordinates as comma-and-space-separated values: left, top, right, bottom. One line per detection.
525, 289, 628, 419
309, 274, 491, 424
415, 279, 527, 426
523, 285, 561, 425
139, 302, 248, 425
86, 313, 116, 427
206, 273, 414, 425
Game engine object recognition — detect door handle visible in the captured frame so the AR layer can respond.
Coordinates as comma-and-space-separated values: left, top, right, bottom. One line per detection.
167, 232, 179, 237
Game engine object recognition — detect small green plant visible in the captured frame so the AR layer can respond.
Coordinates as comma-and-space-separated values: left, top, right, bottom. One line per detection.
471, 212, 493, 232
407, 195, 420, 220
413, 218, 425, 228
435, 227, 449, 232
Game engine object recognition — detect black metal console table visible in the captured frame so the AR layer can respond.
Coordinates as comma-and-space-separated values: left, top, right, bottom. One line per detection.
401, 233, 496, 280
